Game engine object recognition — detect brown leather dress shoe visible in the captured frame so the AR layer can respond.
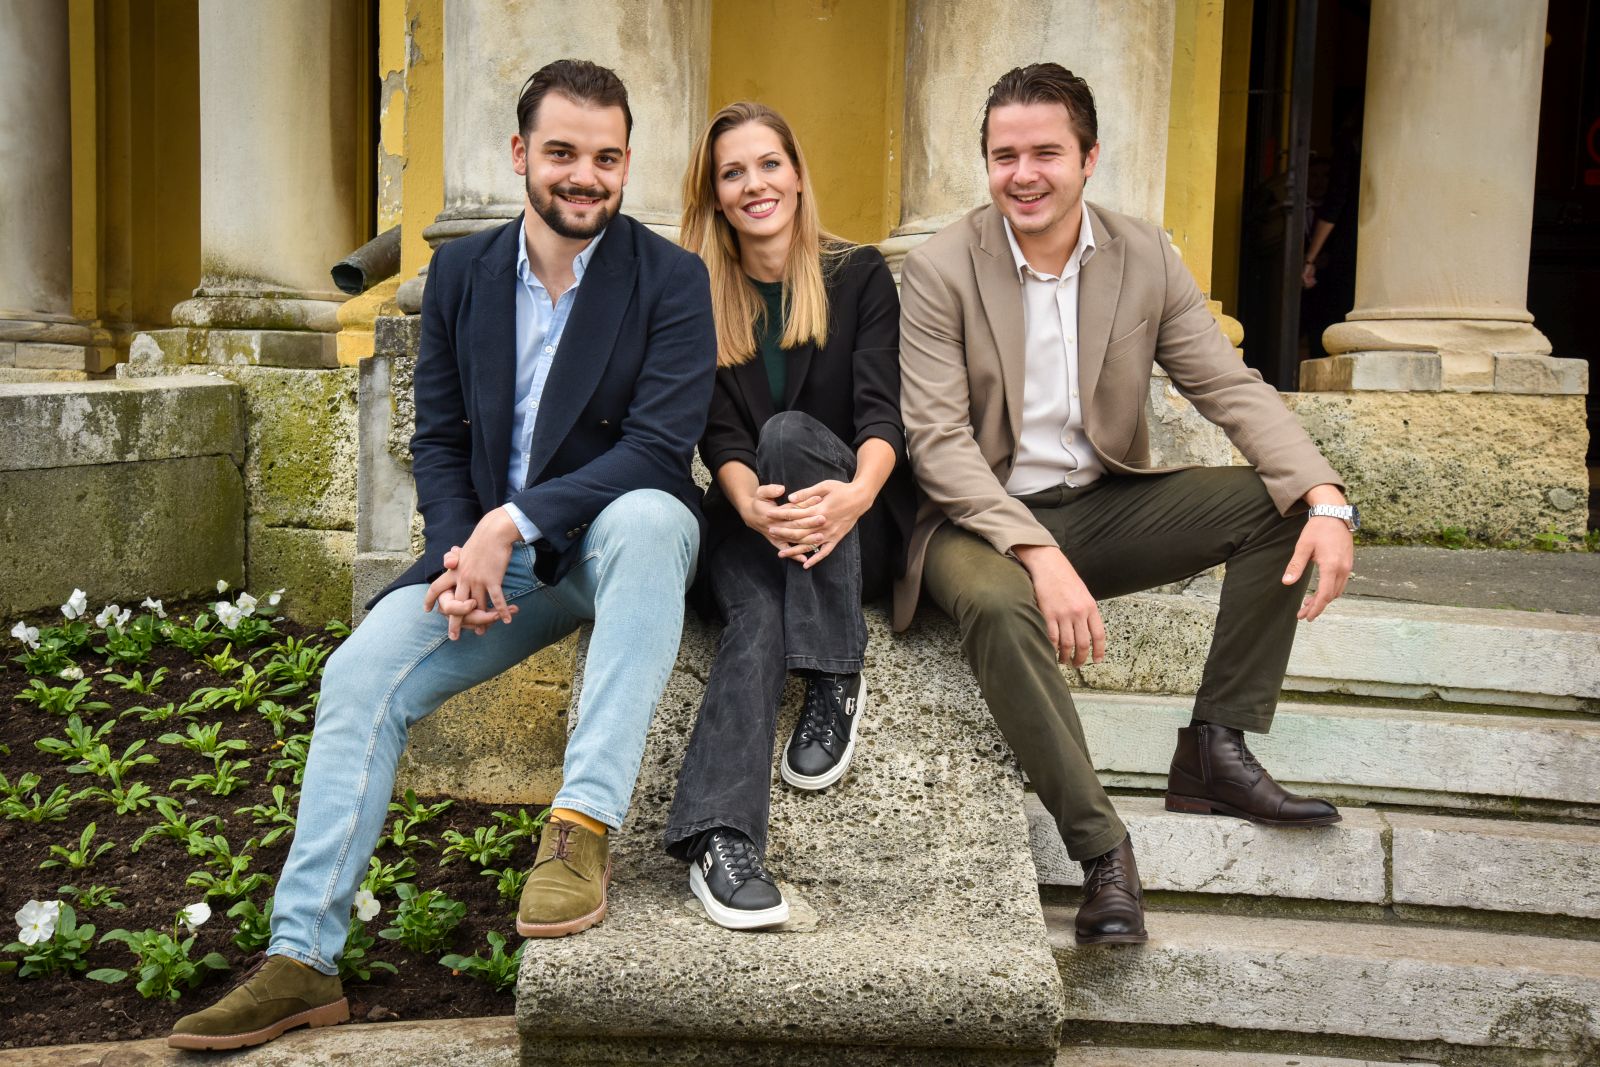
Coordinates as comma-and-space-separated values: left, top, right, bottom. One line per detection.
1166, 722, 1341, 826
1075, 835, 1148, 945
516, 816, 611, 938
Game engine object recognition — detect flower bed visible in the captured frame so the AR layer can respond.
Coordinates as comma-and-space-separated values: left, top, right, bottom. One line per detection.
1, 587, 543, 1049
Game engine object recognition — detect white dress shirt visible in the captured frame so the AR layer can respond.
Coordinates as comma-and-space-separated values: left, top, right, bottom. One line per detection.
501, 221, 604, 541
1002, 201, 1106, 495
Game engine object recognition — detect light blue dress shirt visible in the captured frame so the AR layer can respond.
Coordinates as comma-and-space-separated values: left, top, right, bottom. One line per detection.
501, 221, 604, 541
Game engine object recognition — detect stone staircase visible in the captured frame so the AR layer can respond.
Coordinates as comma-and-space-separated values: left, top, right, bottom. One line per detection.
513, 569, 1600, 1065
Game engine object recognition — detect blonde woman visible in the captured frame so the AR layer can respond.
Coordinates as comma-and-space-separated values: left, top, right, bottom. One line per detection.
663, 102, 913, 929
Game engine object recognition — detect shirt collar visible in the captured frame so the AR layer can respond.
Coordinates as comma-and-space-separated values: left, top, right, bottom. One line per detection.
517, 216, 604, 291
1002, 199, 1096, 282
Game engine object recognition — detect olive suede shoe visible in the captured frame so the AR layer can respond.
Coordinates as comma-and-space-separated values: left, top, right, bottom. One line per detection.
167, 954, 347, 1050
516, 816, 611, 938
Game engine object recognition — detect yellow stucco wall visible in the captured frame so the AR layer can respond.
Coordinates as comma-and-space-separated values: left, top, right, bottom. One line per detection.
709, 0, 905, 245
1211, 0, 1254, 314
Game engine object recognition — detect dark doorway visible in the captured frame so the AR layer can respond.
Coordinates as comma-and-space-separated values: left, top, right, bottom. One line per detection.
1529, 0, 1600, 528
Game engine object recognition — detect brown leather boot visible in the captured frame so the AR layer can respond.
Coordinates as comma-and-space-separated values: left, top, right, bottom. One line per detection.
1166, 722, 1341, 826
1075, 835, 1147, 945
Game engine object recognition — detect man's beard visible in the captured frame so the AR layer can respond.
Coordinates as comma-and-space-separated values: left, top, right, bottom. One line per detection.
528, 176, 620, 239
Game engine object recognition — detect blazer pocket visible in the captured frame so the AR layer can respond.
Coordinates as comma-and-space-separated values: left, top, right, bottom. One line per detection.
1102, 318, 1150, 364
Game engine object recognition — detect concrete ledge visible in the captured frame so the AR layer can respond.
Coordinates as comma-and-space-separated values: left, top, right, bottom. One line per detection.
1074, 693, 1600, 807
1027, 796, 1386, 903
515, 611, 1064, 1064
1389, 813, 1600, 919
0, 376, 241, 471
1056, 1049, 1434, 1067
1083, 593, 1600, 710
1047, 909, 1600, 1055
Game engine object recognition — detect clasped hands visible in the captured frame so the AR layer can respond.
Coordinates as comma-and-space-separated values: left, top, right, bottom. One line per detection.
739, 478, 871, 569
422, 508, 521, 640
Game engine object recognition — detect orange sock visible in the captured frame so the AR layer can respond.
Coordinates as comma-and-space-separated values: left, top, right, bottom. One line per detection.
549, 807, 607, 836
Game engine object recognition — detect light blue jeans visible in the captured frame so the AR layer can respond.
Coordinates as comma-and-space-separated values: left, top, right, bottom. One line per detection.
268, 489, 698, 974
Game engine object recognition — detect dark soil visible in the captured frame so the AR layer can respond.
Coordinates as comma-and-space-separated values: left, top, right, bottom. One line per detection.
0, 603, 528, 1049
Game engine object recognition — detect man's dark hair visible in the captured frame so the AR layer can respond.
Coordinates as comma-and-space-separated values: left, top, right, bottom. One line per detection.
980, 63, 1097, 159
517, 59, 633, 141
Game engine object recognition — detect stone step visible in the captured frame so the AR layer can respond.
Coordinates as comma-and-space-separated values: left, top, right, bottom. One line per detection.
515, 612, 1065, 1066
1085, 592, 1600, 711
1045, 908, 1600, 1060
1073, 693, 1600, 812
1027, 796, 1600, 919
1056, 1049, 1435, 1067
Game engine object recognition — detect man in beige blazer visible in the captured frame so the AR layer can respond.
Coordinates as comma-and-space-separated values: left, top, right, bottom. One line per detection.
898, 63, 1357, 945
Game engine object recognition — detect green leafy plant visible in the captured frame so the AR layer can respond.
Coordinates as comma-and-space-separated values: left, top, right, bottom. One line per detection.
482, 864, 530, 906
0, 778, 83, 823
1437, 525, 1471, 549
234, 784, 297, 847
440, 824, 515, 868
5, 903, 97, 978
1532, 525, 1571, 552
130, 796, 222, 853
491, 806, 550, 845
80, 762, 162, 814
361, 854, 418, 897
73, 738, 159, 780
17, 678, 110, 716
172, 755, 251, 797
59, 883, 125, 910
378, 884, 465, 954
266, 733, 311, 786
226, 898, 273, 953
255, 699, 311, 740
338, 919, 397, 982
440, 931, 525, 993
158, 720, 247, 758
199, 643, 244, 676
192, 664, 273, 714
40, 821, 115, 871
35, 714, 115, 764
91, 909, 230, 1000
12, 639, 74, 678
256, 635, 331, 691
96, 618, 156, 667
161, 615, 218, 655
185, 834, 273, 901
104, 666, 167, 694
324, 619, 353, 639
384, 789, 453, 851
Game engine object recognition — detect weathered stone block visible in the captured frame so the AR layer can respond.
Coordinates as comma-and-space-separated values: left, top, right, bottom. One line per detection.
0, 377, 241, 472
1027, 796, 1386, 902
0, 367, 89, 383
1055, 1049, 1431, 1067
246, 521, 354, 626
1049, 908, 1600, 1054
1299, 351, 1443, 392
396, 637, 576, 805
0, 341, 14, 366
1144, 367, 1242, 468
0, 457, 243, 616
1493, 353, 1589, 395
517, 610, 1065, 1065
351, 551, 413, 623
1284, 391, 1589, 542
13, 341, 85, 370
1389, 813, 1600, 919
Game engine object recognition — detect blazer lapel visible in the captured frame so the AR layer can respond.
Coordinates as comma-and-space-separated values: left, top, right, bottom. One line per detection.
522, 219, 637, 486
472, 219, 522, 505
779, 339, 815, 411
972, 206, 1027, 448
1076, 204, 1123, 410
733, 355, 776, 427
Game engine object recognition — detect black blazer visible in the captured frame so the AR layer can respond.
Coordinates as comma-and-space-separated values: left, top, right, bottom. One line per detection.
375, 213, 717, 604
699, 244, 914, 574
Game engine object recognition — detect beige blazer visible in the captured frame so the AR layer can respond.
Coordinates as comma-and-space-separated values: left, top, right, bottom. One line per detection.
893, 201, 1343, 630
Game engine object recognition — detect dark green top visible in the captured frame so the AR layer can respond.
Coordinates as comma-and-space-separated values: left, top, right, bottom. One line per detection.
752, 277, 787, 410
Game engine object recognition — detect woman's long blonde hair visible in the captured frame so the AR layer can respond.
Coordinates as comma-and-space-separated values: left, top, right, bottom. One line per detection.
680, 101, 847, 368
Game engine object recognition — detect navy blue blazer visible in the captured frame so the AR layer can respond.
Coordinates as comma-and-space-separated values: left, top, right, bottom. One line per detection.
375, 212, 717, 604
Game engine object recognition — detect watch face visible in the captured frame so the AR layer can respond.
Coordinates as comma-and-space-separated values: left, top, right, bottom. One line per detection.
1349, 504, 1362, 531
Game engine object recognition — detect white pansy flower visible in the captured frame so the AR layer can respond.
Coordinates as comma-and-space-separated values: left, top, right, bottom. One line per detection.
62, 589, 88, 620
266, 589, 285, 609
216, 579, 229, 594
179, 901, 211, 933
214, 601, 243, 630
141, 597, 167, 618
15, 899, 61, 946
235, 592, 259, 618
353, 889, 380, 922
58, 665, 84, 682
115, 607, 131, 628
11, 622, 40, 650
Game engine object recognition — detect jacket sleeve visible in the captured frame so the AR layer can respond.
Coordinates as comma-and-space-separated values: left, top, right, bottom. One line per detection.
848, 248, 907, 463
899, 248, 1054, 556
409, 244, 484, 582
1150, 230, 1344, 513
506, 252, 717, 548
700, 367, 757, 477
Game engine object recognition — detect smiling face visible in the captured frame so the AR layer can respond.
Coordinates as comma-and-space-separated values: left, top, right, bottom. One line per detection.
512, 91, 630, 241
984, 100, 1098, 242
711, 121, 803, 248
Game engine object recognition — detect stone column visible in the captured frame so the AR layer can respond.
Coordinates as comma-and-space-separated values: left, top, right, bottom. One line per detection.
0, 0, 89, 372
171, 0, 364, 335
1313, 0, 1580, 394
885, 0, 1174, 271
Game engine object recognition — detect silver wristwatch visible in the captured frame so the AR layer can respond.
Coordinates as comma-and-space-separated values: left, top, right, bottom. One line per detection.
1306, 503, 1360, 532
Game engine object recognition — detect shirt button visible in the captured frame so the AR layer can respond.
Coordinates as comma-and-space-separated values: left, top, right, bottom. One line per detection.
1066, 336, 1075, 344
1071, 389, 1079, 398
544, 345, 554, 354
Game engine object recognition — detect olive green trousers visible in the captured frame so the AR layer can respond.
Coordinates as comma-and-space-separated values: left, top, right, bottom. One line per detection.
923, 467, 1311, 861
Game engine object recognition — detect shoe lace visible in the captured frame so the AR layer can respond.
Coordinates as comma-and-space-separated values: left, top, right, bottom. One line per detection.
713, 832, 774, 888
796, 676, 842, 747
1229, 731, 1266, 780
548, 818, 578, 862
1084, 848, 1129, 895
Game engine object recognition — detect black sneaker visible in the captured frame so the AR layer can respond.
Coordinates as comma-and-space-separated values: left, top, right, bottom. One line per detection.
781, 671, 866, 790
688, 828, 789, 930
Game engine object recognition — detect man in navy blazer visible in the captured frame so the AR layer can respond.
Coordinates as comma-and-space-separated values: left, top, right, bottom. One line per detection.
169, 60, 716, 1051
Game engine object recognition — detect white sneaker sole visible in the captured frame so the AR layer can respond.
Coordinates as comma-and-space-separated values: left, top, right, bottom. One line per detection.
781, 673, 867, 791
689, 865, 789, 930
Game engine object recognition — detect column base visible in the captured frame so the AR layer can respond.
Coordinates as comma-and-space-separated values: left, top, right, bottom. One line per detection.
1319, 316, 1579, 391
172, 295, 346, 333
